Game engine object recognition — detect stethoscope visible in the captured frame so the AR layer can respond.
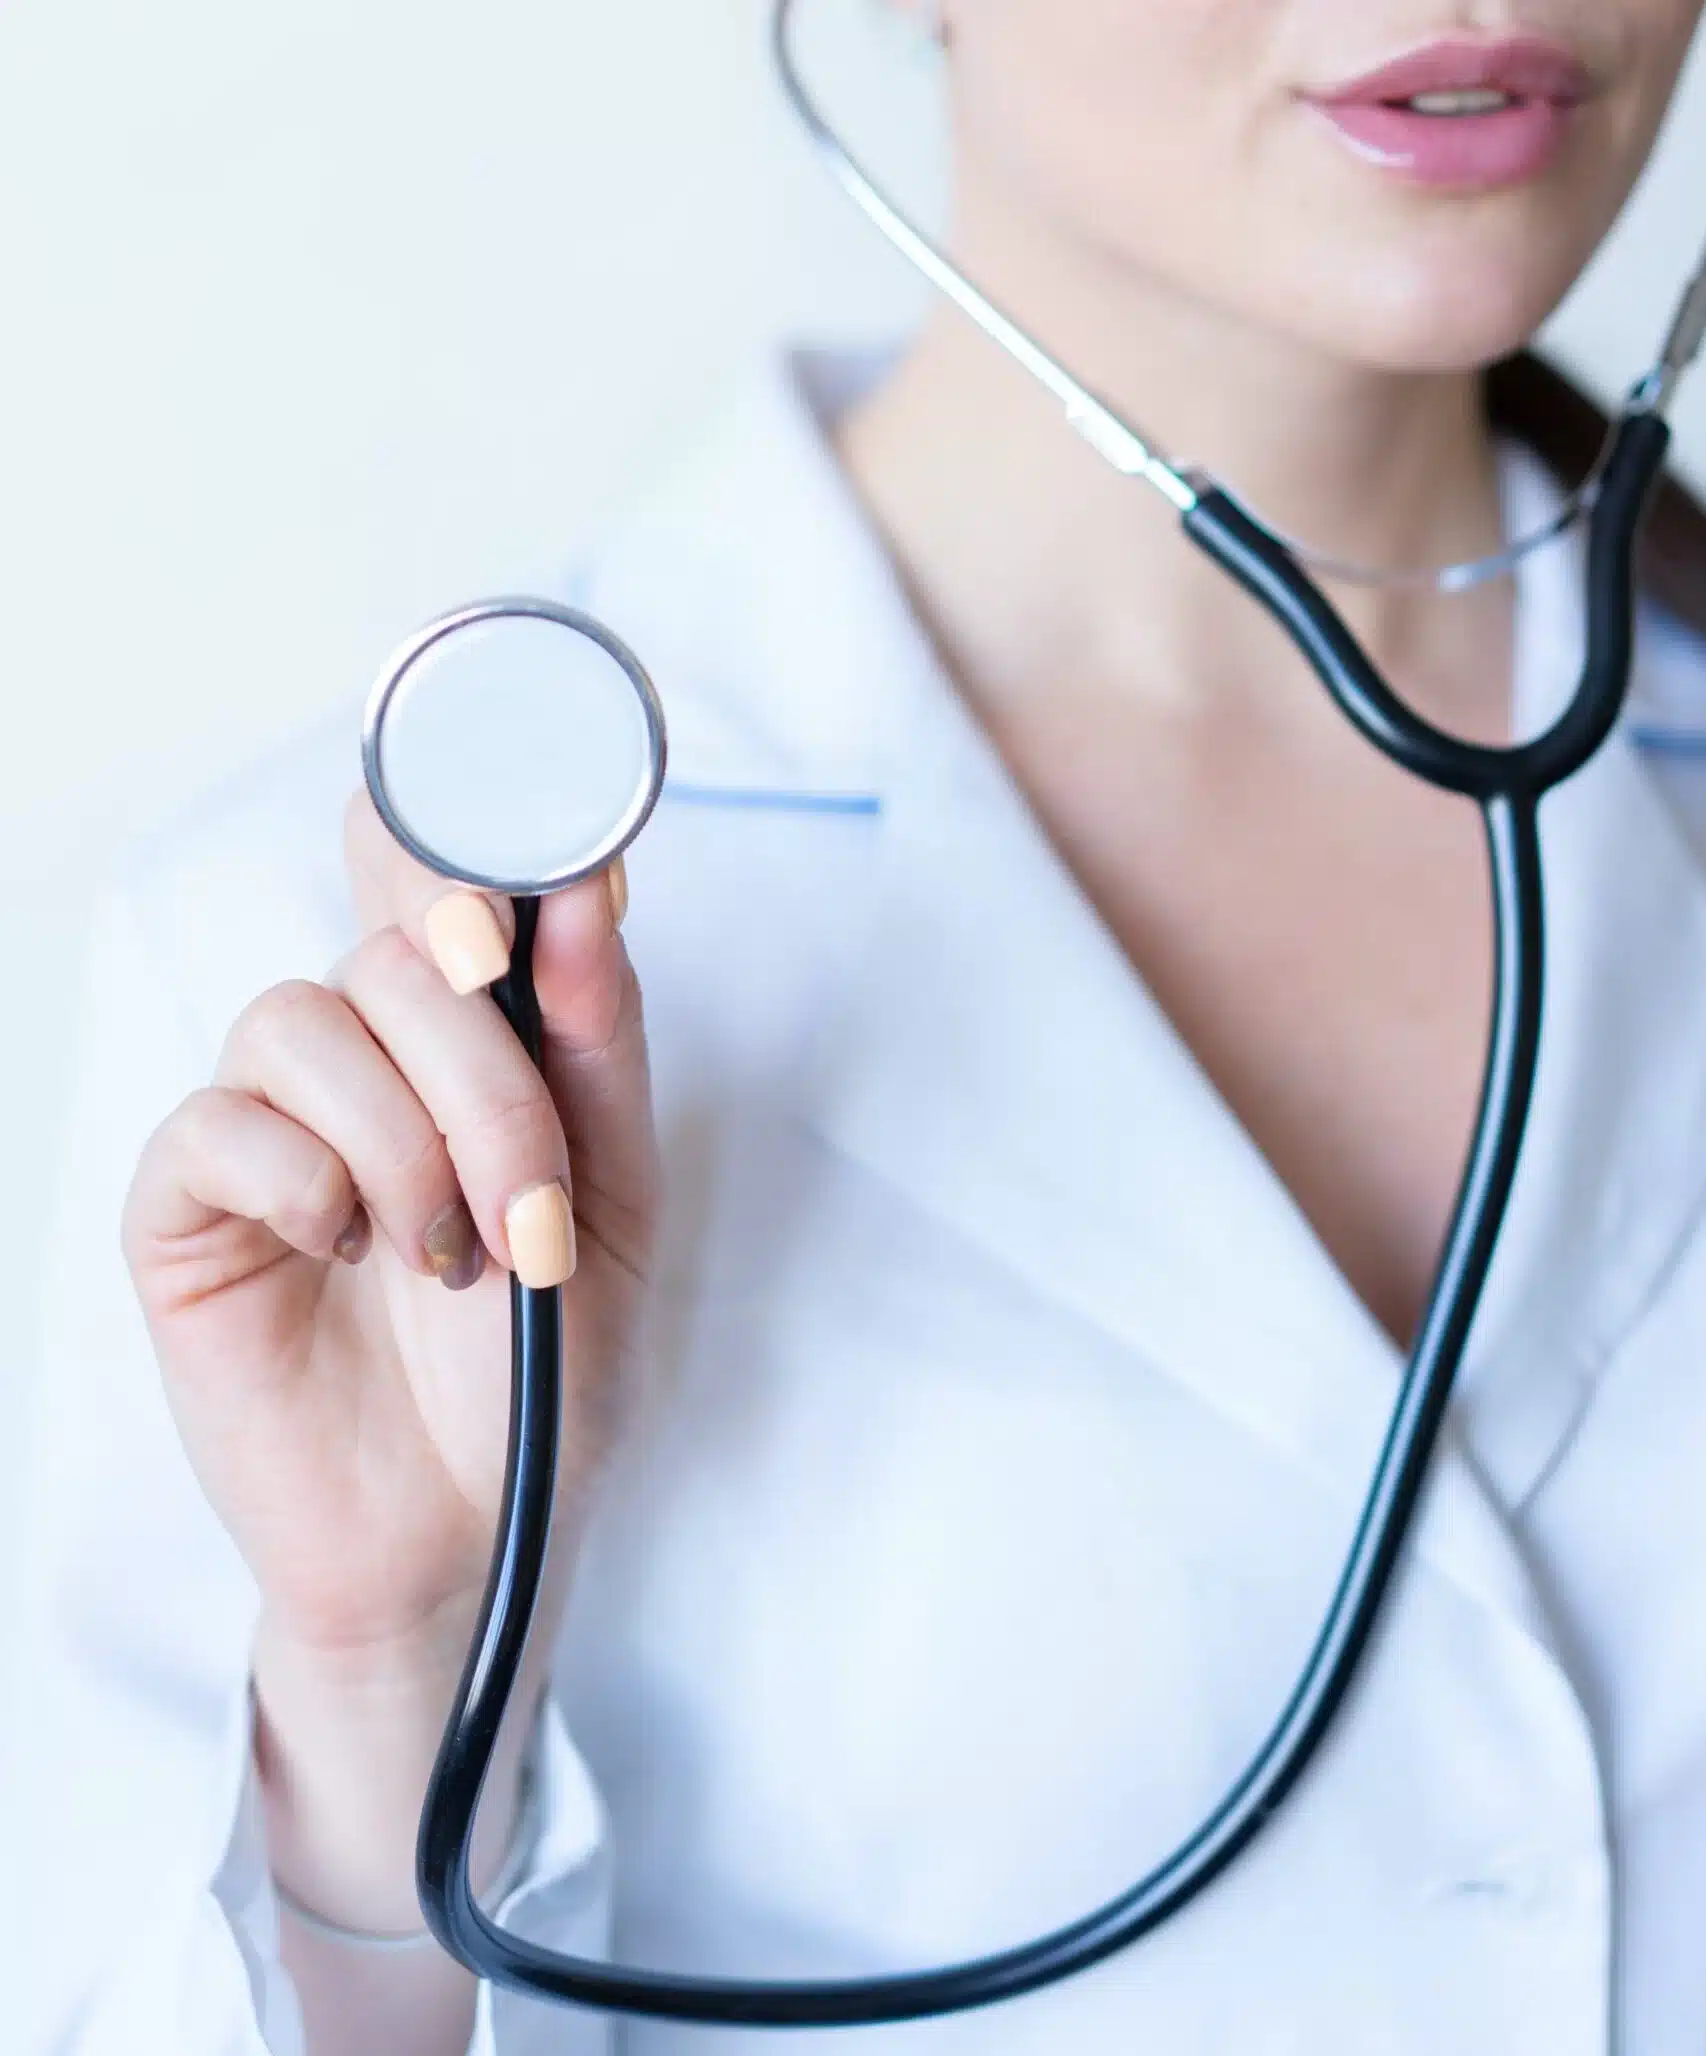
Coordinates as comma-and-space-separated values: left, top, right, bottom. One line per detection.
360, 0, 1706, 2026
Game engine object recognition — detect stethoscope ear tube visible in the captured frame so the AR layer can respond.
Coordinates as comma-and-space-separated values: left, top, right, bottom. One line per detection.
1183, 402, 1672, 805
1516, 406, 1671, 789
1182, 488, 1510, 797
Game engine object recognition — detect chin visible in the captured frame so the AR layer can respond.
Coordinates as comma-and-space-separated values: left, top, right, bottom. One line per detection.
1276, 238, 1595, 377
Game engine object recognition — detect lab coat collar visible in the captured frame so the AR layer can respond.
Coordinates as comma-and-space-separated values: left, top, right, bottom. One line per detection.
584, 349, 915, 805
598, 346, 1706, 1642
1456, 452, 1706, 1506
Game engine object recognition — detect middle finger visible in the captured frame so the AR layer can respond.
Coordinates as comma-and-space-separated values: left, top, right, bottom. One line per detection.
327, 924, 574, 1282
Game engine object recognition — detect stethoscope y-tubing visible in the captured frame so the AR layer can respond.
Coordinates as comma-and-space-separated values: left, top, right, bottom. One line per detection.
414, 410, 1673, 2025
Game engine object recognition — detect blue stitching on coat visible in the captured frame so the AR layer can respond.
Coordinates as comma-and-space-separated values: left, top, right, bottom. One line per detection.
659, 781, 884, 816
1629, 726, 1706, 758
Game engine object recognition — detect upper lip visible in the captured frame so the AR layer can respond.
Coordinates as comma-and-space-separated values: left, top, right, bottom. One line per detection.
1308, 34, 1594, 108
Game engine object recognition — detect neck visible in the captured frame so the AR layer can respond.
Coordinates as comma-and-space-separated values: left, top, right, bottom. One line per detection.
834, 175, 1515, 742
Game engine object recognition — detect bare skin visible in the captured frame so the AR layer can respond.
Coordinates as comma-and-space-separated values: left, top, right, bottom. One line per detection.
832, 0, 1699, 1344
834, 328, 1510, 1349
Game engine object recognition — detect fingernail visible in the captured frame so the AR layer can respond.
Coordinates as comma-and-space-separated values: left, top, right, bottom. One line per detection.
605, 855, 629, 933
425, 892, 510, 996
505, 1180, 576, 1288
423, 1198, 486, 1292
333, 1203, 372, 1266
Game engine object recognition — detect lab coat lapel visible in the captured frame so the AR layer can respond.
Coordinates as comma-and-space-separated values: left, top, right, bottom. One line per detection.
796, 515, 1548, 1638
642, 352, 1706, 1653
1450, 448, 1706, 1509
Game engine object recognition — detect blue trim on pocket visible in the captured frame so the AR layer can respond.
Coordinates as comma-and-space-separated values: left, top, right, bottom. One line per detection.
659, 782, 884, 816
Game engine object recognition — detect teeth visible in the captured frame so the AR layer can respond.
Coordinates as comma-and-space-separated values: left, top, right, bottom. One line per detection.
1405, 88, 1514, 115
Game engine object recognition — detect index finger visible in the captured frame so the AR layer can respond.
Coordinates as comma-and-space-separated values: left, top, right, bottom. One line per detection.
343, 786, 629, 996
343, 787, 515, 990
342, 784, 653, 1277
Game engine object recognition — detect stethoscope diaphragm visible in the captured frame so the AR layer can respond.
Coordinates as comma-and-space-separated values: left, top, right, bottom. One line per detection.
363, 597, 667, 898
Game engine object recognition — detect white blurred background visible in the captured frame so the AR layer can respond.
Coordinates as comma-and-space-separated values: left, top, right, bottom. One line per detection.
1, 0, 1703, 1480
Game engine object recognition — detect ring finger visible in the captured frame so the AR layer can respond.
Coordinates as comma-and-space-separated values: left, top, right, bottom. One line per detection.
214, 979, 471, 1287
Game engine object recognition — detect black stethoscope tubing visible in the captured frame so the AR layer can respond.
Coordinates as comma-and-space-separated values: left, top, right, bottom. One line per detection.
412, 404, 1675, 2027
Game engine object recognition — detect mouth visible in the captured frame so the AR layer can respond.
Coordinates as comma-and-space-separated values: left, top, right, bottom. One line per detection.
1301, 35, 1595, 190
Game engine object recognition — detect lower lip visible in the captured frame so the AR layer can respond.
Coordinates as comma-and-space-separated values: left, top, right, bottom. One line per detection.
1307, 99, 1575, 189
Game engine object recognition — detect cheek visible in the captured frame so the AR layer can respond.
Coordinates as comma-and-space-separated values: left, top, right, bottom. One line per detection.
953, 0, 1270, 242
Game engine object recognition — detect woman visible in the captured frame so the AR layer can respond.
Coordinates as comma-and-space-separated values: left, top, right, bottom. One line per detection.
14, 1, 1706, 2051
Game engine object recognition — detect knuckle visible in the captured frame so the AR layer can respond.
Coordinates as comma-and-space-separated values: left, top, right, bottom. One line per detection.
351, 920, 426, 987
472, 1077, 562, 1162
325, 922, 429, 1010
121, 1118, 175, 1261
573, 956, 647, 1067
174, 1083, 244, 1156
297, 1147, 350, 1225
380, 1114, 453, 1198
118, 1182, 150, 1273
226, 978, 335, 1066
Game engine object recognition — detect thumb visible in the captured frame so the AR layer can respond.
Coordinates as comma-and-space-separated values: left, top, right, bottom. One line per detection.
524, 860, 659, 1282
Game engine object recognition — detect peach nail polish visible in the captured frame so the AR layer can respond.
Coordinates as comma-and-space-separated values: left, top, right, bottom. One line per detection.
606, 855, 629, 932
505, 1180, 577, 1288
425, 892, 510, 995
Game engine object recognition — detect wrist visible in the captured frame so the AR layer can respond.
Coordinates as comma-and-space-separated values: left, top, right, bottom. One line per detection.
253, 1604, 548, 1935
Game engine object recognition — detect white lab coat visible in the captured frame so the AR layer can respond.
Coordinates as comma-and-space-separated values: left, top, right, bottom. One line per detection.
13, 346, 1706, 2056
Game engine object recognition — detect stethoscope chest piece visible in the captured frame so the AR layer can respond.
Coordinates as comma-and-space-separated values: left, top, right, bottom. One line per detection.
363, 597, 667, 898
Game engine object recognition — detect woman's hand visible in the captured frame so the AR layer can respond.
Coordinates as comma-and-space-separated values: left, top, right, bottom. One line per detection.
121, 790, 659, 1970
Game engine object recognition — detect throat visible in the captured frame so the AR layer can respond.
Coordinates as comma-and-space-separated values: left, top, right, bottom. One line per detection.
987, 682, 1497, 1353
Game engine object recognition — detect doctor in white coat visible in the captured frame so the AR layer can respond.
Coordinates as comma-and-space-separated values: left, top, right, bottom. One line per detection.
12, 1, 1706, 2052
